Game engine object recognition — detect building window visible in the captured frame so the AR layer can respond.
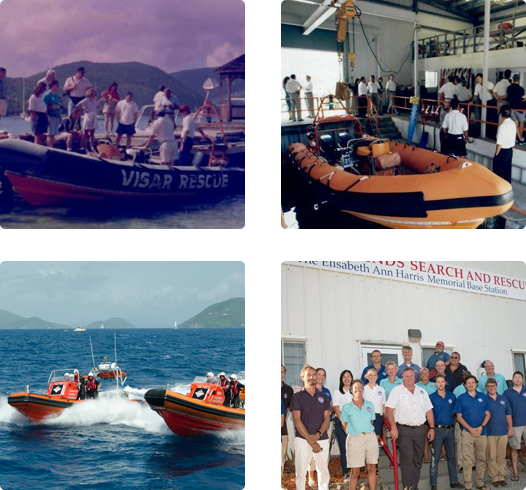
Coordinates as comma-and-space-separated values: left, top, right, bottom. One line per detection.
425, 71, 438, 89
282, 340, 306, 387
513, 353, 526, 385
422, 347, 452, 368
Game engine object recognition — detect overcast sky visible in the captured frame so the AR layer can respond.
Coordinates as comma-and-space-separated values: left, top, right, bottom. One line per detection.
0, 262, 244, 328
0, 0, 244, 77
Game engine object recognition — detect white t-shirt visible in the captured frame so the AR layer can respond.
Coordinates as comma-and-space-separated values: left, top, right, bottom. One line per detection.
457, 86, 472, 102
151, 117, 175, 143
386, 80, 397, 92
442, 110, 468, 135
78, 97, 98, 114
496, 118, 516, 149
385, 384, 433, 426
364, 384, 386, 414
66, 76, 93, 98
29, 94, 47, 113
332, 387, 353, 411
153, 91, 165, 111
439, 82, 458, 100
115, 99, 139, 125
304, 81, 313, 93
368, 82, 380, 94
285, 79, 302, 94
358, 81, 368, 96
182, 114, 196, 138
494, 79, 510, 97
474, 82, 495, 101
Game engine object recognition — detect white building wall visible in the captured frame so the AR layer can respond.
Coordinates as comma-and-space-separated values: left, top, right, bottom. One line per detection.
282, 262, 526, 395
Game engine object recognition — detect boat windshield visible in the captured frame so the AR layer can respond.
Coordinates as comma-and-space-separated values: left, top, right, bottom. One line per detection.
48, 369, 77, 384
192, 376, 220, 387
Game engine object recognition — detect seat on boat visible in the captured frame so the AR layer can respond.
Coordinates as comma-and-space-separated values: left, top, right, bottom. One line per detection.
338, 132, 351, 148
371, 139, 390, 157
319, 134, 339, 161
375, 152, 401, 170
98, 143, 122, 161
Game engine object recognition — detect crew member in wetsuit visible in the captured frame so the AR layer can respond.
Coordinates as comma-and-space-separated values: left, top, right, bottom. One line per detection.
74, 369, 86, 400
86, 372, 100, 399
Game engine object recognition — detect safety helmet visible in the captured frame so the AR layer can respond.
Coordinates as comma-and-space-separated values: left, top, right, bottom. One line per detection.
88, 372, 94, 377
206, 372, 214, 378
65, 373, 70, 377
230, 374, 237, 381
74, 369, 79, 374
219, 372, 226, 377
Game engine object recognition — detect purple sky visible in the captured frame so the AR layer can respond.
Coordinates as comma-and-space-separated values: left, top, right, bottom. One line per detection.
0, 0, 244, 77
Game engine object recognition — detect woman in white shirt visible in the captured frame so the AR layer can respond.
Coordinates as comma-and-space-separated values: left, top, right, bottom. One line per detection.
332, 370, 354, 484
364, 369, 387, 445
76, 89, 104, 152
28, 82, 48, 145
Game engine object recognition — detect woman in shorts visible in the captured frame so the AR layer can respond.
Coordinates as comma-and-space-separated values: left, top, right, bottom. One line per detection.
76, 88, 103, 152
341, 379, 379, 490
102, 82, 120, 136
28, 82, 48, 145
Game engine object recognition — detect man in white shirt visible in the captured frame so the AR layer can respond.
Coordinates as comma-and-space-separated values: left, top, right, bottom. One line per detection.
456, 79, 472, 103
386, 368, 435, 490
493, 69, 511, 110
115, 92, 139, 149
63, 67, 93, 115
179, 105, 206, 166
471, 73, 497, 138
304, 75, 315, 118
153, 84, 166, 114
285, 75, 303, 122
442, 98, 469, 156
358, 77, 368, 118
439, 76, 459, 101
141, 109, 177, 166
385, 75, 399, 115
368, 75, 381, 115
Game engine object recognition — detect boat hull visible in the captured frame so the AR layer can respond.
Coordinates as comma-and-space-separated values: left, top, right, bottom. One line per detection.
144, 389, 244, 437
0, 139, 244, 207
7, 393, 80, 423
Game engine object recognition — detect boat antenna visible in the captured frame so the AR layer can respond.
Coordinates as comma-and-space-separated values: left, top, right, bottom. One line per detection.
114, 332, 117, 366
89, 335, 95, 368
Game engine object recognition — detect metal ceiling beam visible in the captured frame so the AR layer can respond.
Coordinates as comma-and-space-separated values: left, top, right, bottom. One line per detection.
302, 0, 338, 35
469, 1, 526, 13
417, 0, 476, 19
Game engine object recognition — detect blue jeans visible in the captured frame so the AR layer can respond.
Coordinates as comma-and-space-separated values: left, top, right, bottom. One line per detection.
430, 426, 459, 485
334, 418, 348, 477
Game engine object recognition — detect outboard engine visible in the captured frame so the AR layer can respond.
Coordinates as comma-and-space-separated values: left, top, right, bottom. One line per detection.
125, 149, 150, 164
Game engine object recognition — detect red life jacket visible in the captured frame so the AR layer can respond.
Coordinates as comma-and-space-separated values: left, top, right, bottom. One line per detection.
86, 378, 96, 391
220, 379, 229, 387
230, 381, 239, 395
74, 375, 80, 385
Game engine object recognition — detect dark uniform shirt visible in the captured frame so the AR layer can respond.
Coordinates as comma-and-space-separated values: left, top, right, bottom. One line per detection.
281, 382, 294, 436
430, 390, 456, 426
445, 363, 468, 388
290, 388, 330, 440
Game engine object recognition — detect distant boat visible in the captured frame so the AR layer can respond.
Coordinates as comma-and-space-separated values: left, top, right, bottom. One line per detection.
101, 324, 104, 329
74, 327, 86, 332
174, 321, 178, 329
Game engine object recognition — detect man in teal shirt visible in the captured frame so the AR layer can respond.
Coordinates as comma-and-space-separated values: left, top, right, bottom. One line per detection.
478, 361, 507, 395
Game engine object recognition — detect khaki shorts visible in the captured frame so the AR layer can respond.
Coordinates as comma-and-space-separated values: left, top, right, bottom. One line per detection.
346, 432, 379, 468
0, 99, 7, 117
510, 426, 526, 450
160, 140, 178, 163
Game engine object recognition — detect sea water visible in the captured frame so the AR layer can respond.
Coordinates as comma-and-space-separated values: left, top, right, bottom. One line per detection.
0, 116, 244, 229
0, 328, 245, 490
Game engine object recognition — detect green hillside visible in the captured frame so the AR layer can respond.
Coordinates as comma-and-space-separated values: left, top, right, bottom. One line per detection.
85, 317, 137, 329
2, 60, 204, 115
178, 298, 245, 329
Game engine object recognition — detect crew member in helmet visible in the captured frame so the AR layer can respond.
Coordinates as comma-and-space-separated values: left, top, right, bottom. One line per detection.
205, 372, 216, 384
86, 372, 100, 399
226, 374, 245, 408
74, 369, 86, 400
218, 372, 230, 389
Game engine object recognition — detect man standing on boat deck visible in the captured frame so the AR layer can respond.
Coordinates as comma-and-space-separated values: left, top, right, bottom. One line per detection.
141, 109, 178, 166
0, 67, 7, 124
153, 84, 166, 115
115, 92, 139, 149
179, 105, 206, 166
291, 365, 331, 490
86, 372, 100, 399
37, 70, 57, 90
161, 88, 180, 122
63, 66, 93, 115
74, 370, 87, 400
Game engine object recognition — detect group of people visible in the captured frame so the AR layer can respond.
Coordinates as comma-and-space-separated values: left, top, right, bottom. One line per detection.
67, 370, 100, 400
206, 371, 245, 408
281, 343, 526, 490
281, 73, 400, 122
0, 65, 201, 166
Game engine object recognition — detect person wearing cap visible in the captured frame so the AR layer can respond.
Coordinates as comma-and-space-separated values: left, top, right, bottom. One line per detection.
179, 105, 206, 166
37, 70, 57, 90
426, 342, 450, 371
478, 360, 507, 395
115, 92, 139, 149
85, 372, 100, 399
141, 108, 178, 166
63, 66, 93, 115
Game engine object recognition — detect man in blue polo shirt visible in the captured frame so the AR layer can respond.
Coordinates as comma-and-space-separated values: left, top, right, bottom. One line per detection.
478, 360, 507, 395
429, 375, 462, 490
504, 371, 526, 482
291, 365, 331, 490
455, 375, 491, 490
427, 341, 451, 370
397, 345, 421, 382
361, 350, 388, 383
485, 377, 512, 487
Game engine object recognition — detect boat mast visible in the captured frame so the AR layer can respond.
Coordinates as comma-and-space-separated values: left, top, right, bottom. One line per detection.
89, 335, 95, 368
